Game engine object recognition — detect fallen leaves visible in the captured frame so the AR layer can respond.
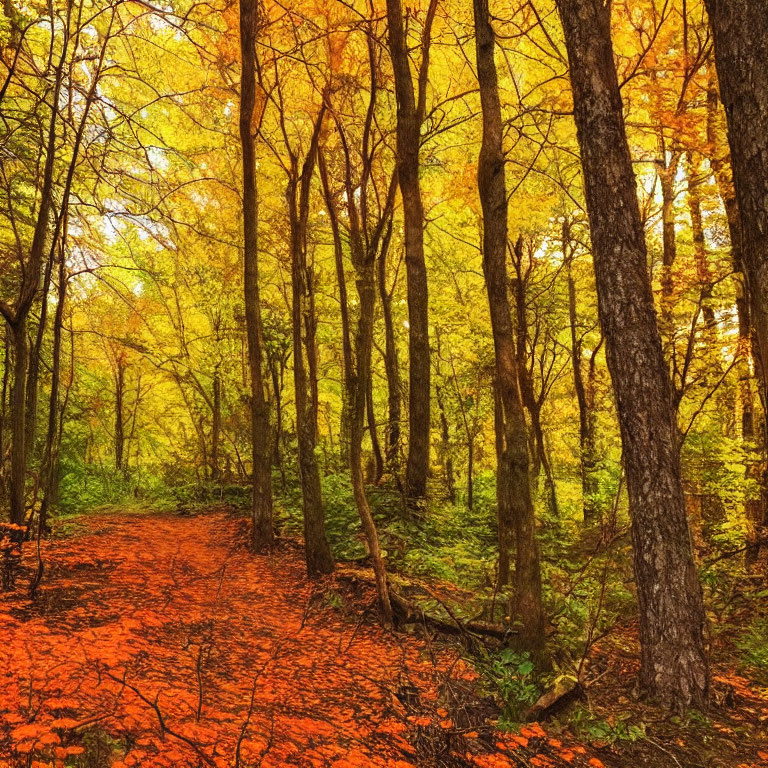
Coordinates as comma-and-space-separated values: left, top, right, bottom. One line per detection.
0, 511, 603, 767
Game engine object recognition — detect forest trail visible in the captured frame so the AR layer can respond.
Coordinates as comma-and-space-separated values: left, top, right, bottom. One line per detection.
0, 510, 603, 768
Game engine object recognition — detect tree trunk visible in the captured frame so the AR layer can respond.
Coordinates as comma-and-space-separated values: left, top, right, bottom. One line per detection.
685, 152, 716, 329
0, 326, 10, 497
376, 225, 401, 469
39, 241, 68, 531
474, 0, 544, 657
366, 376, 384, 484
566, 234, 599, 522
114, 359, 125, 475
25, 248, 56, 464
287, 109, 334, 578
239, 0, 273, 552
211, 367, 221, 481
705, 0, 768, 563
319, 40, 393, 619
9, 318, 27, 525
555, 0, 709, 708
435, 382, 455, 504
385, 0, 431, 502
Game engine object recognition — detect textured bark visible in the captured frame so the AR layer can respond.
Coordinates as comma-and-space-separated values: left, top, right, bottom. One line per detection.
211, 368, 221, 481
239, 0, 274, 553
8, 319, 27, 525
376, 224, 401, 468
1, 7, 71, 525
114, 359, 126, 475
685, 153, 716, 329
366, 377, 384, 484
435, 382, 455, 504
564, 223, 599, 523
320, 36, 396, 625
705, 75, 754, 439
25, 250, 55, 463
39, 242, 68, 531
473, 0, 544, 655
385, 0, 432, 502
0, 328, 9, 495
287, 108, 334, 578
705, 0, 768, 560
556, 0, 709, 708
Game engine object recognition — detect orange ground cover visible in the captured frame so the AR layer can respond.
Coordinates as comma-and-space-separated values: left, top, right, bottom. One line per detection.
0, 511, 599, 767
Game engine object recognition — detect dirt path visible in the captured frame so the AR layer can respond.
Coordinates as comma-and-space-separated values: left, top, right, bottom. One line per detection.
0, 511, 601, 768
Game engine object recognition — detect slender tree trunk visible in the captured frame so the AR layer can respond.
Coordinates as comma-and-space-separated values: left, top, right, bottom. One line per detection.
114, 360, 125, 475
565, 228, 600, 522
366, 377, 384, 484
474, 0, 544, 656
685, 153, 716, 329
512, 244, 557, 512
287, 110, 334, 578
705, 0, 768, 562
705, 74, 757, 479
319, 49, 392, 618
1, 4, 71, 525
39, 243, 68, 531
9, 318, 27, 525
211, 367, 221, 481
0, 327, 10, 493
269, 356, 286, 490
376, 225, 401, 468
239, 0, 273, 552
25, 248, 56, 463
656, 136, 680, 332
435, 382, 455, 504
385, 0, 431, 502
556, 0, 709, 708
321, 170, 391, 619
493, 377, 511, 587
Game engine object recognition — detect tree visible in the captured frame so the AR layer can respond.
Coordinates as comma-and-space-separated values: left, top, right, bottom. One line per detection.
704, 0, 768, 559
239, 0, 274, 552
385, 0, 437, 503
472, 0, 544, 655
555, 0, 709, 708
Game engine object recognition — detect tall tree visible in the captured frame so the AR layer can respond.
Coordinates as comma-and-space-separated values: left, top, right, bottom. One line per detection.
385, 0, 436, 503
555, 0, 709, 708
239, 0, 274, 552
0, 0, 72, 524
704, 0, 768, 558
285, 103, 334, 577
472, 0, 544, 655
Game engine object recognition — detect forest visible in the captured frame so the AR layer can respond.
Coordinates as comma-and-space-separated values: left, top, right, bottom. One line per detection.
1, 0, 768, 765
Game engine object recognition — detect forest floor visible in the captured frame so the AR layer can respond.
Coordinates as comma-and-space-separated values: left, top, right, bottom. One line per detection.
0, 508, 766, 768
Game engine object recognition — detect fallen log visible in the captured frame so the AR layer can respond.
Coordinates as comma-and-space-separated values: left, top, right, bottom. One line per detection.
524, 677, 582, 721
334, 564, 513, 641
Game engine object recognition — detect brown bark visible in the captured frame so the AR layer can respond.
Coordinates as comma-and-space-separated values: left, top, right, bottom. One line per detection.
114, 356, 126, 475
385, 0, 433, 502
319, 26, 395, 621
685, 152, 716, 329
705, 0, 768, 562
473, 0, 544, 656
8, 318, 27, 525
564, 221, 599, 523
239, 0, 273, 552
555, 0, 709, 708
376, 223, 401, 468
39, 238, 68, 530
287, 106, 334, 578
211, 367, 221, 481
0, 3, 71, 525
366, 377, 384, 484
